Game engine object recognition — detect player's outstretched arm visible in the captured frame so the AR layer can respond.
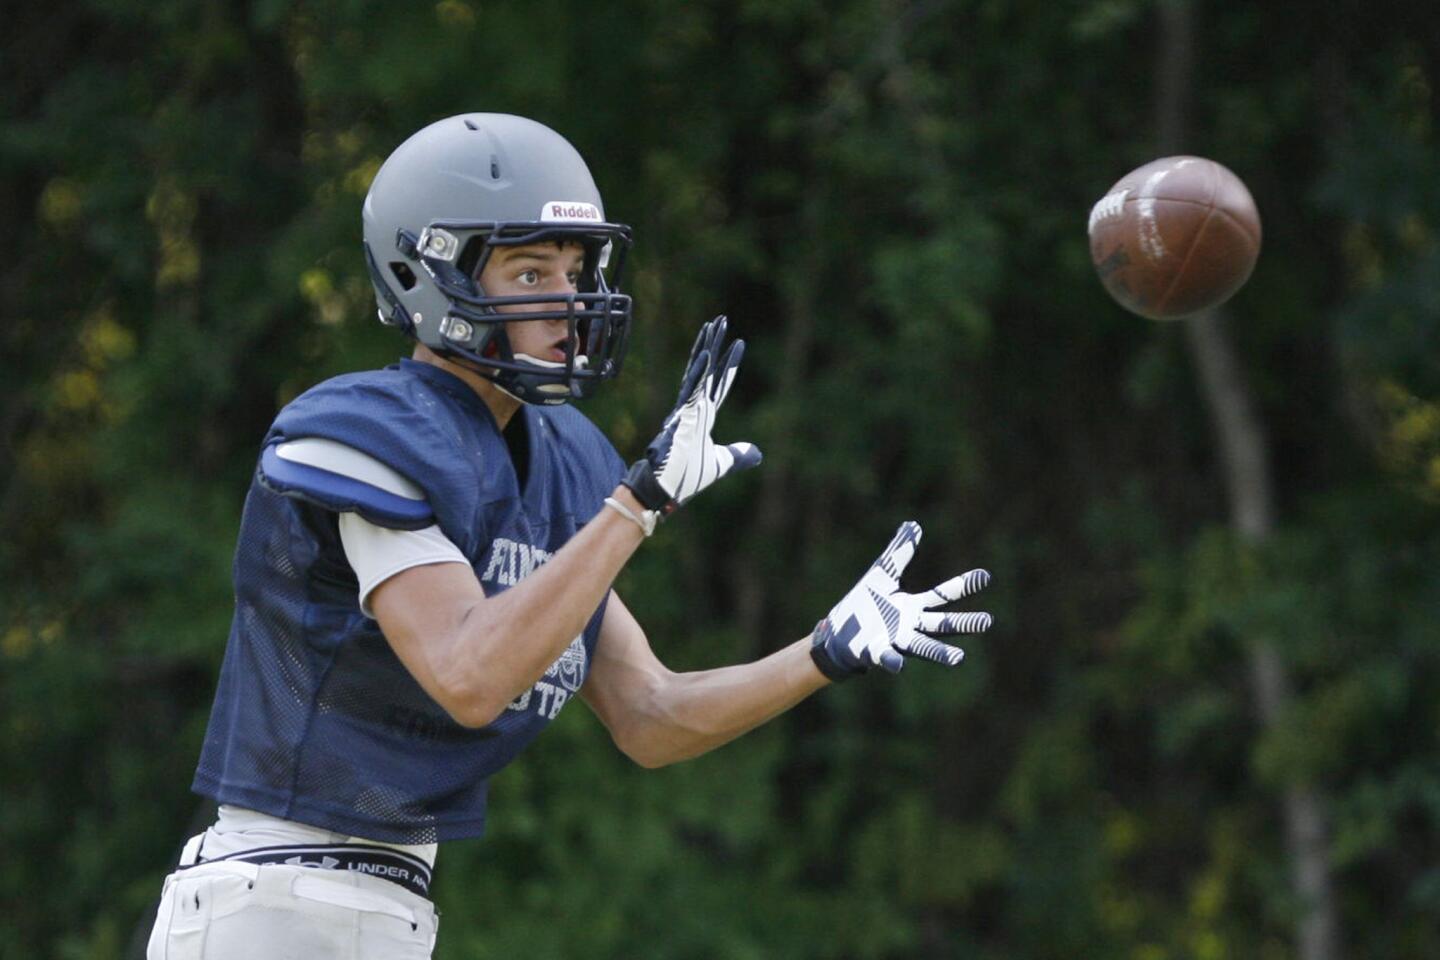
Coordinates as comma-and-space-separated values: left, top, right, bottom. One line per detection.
581, 592, 828, 768
581, 524, 993, 768
370, 318, 759, 729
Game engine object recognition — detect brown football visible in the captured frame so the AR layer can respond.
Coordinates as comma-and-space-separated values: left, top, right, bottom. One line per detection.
1087, 156, 1262, 320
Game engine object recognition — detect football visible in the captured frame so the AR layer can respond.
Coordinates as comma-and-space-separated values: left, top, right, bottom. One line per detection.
1087, 156, 1261, 320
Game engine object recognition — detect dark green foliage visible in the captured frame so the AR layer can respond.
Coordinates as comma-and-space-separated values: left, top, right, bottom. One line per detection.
2, 0, 1438, 957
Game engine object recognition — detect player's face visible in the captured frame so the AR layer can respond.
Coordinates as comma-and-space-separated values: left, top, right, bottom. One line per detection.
477, 241, 586, 363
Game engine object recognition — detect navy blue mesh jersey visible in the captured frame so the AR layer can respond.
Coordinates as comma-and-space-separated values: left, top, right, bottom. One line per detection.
192, 358, 625, 844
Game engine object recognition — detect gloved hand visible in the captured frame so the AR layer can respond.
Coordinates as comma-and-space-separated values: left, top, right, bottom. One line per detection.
811, 521, 992, 680
622, 316, 762, 522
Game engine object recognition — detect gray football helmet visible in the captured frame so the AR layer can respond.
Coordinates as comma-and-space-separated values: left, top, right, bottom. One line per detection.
362, 113, 633, 404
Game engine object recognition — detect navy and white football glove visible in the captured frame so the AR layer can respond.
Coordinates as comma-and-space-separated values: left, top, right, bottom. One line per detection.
622, 316, 762, 522
811, 521, 993, 680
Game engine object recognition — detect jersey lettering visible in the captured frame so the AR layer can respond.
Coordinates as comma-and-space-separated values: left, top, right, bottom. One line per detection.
480, 537, 555, 587
506, 635, 587, 716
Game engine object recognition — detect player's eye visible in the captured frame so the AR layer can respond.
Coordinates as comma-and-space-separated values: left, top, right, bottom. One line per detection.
517, 269, 539, 286
566, 270, 581, 288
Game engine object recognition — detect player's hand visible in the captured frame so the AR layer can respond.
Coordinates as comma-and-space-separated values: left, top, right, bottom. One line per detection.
622, 316, 761, 519
810, 521, 992, 680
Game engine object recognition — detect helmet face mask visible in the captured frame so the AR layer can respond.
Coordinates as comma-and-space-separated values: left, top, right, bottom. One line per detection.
362, 115, 634, 405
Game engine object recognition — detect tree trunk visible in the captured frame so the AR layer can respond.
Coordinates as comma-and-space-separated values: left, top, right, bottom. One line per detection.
1156, 3, 1341, 958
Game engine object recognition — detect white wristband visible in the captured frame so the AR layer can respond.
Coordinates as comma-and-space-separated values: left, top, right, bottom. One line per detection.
604, 496, 657, 538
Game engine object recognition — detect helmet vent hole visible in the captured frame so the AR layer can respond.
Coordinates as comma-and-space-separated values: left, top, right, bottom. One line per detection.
464, 119, 478, 130
389, 262, 417, 291
490, 155, 500, 179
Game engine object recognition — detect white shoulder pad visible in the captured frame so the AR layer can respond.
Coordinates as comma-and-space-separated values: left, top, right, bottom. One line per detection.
274, 438, 424, 498
259, 437, 434, 530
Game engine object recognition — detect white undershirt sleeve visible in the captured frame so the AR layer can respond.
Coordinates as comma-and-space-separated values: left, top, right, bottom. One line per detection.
337, 513, 468, 618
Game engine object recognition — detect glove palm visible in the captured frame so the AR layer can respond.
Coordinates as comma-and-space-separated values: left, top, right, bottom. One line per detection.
812, 521, 993, 679
623, 316, 761, 517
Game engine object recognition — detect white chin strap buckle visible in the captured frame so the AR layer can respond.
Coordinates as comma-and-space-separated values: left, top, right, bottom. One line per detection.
515, 352, 587, 396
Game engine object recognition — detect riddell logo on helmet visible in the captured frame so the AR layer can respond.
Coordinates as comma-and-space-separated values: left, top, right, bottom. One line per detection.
541, 201, 601, 222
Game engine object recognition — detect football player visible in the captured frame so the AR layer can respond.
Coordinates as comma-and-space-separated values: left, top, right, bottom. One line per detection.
145, 113, 994, 959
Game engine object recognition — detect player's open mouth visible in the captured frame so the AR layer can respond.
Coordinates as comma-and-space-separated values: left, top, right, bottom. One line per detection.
517, 339, 587, 370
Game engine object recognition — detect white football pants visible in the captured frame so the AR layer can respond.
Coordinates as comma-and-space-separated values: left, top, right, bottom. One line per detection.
146, 859, 438, 959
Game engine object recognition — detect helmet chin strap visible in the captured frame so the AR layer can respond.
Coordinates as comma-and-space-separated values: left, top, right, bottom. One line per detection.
514, 353, 589, 370
489, 352, 590, 405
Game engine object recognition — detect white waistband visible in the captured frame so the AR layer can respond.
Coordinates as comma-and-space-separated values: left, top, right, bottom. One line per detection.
172, 859, 435, 928
190, 806, 437, 870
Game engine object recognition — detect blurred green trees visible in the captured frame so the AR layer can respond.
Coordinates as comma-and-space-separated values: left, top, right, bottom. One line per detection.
2, 1, 1438, 958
